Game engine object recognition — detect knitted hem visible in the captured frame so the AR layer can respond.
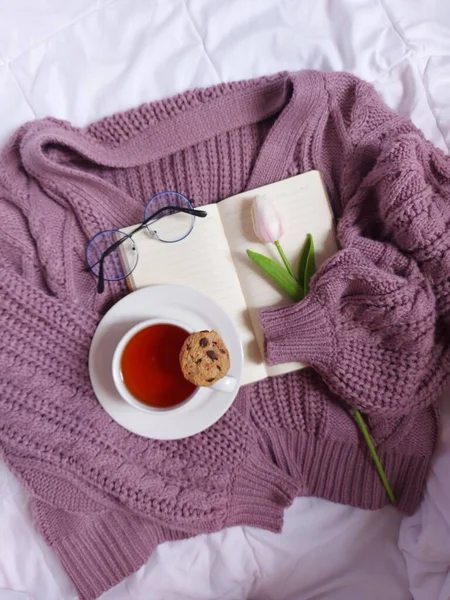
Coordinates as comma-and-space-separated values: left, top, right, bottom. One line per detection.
261, 429, 430, 515
226, 446, 298, 532
260, 293, 335, 370
33, 502, 183, 600
30, 447, 299, 600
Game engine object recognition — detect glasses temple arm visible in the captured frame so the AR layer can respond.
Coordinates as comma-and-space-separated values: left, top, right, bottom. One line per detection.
97, 255, 105, 293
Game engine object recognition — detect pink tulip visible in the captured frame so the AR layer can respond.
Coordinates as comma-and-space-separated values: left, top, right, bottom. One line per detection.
250, 194, 294, 278
251, 195, 285, 243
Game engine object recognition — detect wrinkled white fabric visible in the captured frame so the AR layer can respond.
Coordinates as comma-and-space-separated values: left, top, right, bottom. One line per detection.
399, 392, 450, 600
0, 0, 449, 599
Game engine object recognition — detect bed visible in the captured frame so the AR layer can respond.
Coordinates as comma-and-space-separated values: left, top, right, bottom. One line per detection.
1, 1, 450, 599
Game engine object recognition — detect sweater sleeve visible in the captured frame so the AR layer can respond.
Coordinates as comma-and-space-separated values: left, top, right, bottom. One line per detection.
260, 78, 450, 418
261, 243, 437, 417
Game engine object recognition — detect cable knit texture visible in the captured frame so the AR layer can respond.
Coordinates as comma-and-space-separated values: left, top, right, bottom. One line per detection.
0, 70, 449, 600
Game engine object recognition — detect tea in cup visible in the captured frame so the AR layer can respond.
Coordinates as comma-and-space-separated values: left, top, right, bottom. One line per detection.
112, 318, 236, 413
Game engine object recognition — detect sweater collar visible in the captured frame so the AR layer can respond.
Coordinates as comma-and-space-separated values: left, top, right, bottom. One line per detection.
22, 71, 325, 175
20, 71, 327, 229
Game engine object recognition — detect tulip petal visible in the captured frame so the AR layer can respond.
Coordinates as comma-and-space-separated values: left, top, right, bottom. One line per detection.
251, 195, 285, 243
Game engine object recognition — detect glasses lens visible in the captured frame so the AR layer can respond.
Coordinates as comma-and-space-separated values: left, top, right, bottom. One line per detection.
86, 230, 138, 281
144, 191, 195, 243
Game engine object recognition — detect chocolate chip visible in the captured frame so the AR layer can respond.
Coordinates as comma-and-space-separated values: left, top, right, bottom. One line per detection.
217, 365, 222, 371
206, 350, 217, 361
199, 338, 208, 347
186, 344, 191, 351
199, 330, 209, 333
196, 358, 202, 364
220, 349, 226, 354
206, 377, 215, 382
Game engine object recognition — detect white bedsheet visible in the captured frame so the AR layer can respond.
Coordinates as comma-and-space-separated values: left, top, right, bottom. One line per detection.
0, 1, 449, 599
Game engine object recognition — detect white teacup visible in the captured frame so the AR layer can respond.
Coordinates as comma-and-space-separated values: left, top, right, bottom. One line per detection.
112, 317, 237, 414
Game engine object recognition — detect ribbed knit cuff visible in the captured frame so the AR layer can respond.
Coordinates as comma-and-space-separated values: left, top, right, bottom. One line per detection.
259, 293, 336, 370
226, 448, 298, 532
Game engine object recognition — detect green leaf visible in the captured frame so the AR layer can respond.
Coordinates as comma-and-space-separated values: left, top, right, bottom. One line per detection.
298, 234, 316, 296
246, 249, 303, 302
274, 240, 295, 279
303, 235, 316, 295
297, 236, 309, 287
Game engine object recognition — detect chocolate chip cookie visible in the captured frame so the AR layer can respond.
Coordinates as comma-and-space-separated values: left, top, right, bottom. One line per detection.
179, 330, 230, 387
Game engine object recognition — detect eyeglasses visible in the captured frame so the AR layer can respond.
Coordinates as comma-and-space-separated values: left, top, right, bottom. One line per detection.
86, 191, 207, 293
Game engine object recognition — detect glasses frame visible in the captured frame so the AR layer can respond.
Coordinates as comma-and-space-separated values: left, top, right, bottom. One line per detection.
87, 198, 207, 294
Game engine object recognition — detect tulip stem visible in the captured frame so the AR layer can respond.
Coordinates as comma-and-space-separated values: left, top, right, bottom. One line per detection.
353, 409, 396, 504
274, 241, 295, 279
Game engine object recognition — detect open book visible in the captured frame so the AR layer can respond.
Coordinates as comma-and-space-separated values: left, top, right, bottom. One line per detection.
120, 171, 337, 385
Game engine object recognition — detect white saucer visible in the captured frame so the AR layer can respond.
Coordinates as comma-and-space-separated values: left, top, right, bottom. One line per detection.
88, 285, 244, 440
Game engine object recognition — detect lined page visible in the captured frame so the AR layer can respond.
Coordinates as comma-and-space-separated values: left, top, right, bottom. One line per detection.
218, 171, 337, 378
120, 204, 267, 385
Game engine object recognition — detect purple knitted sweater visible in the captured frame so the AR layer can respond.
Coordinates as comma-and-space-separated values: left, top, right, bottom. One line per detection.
1, 70, 449, 599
